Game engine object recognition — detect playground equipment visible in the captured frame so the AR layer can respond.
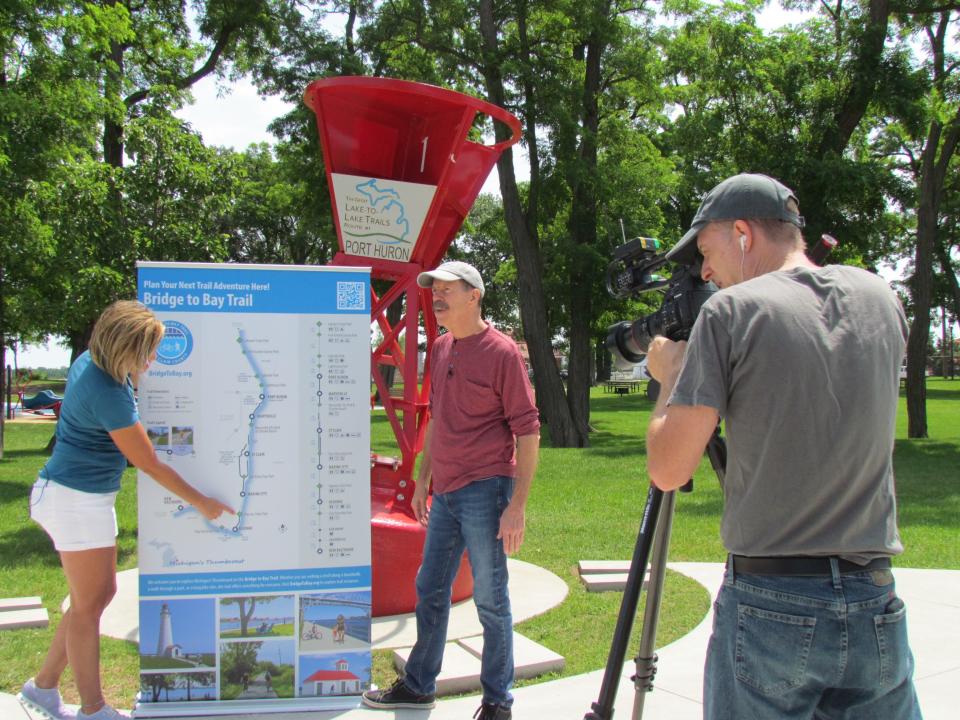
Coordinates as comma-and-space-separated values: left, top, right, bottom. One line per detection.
304, 77, 521, 616
17, 388, 63, 417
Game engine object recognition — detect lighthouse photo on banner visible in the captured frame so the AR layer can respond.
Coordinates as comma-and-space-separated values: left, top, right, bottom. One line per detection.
139, 598, 216, 670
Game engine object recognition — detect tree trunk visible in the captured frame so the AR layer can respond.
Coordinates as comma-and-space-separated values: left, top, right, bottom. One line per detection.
478, 0, 581, 446
906, 15, 960, 436
566, 315, 592, 444
907, 197, 934, 437
595, 337, 611, 382
69, 321, 96, 363
562, 6, 611, 445
907, 121, 942, 437
239, 598, 256, 637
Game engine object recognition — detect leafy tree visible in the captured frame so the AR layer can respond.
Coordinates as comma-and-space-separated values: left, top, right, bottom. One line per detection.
656, 1, 903, 261
656, 1, 951, 436
223, 142, 337, 265
0, 1, 107, 454
221, 640, 262, 684
4, 1, 293, 360
124, 113, 238, 264
936, 168, 960, 323
358, 0, 580, 445
141, 672, 175, 702
362, 0, 675, 446
177, 671, 215, 701
221, 596, 263, 637
451, 193, 521, 331
875, 8, 960, 436
22, 115, 240, 358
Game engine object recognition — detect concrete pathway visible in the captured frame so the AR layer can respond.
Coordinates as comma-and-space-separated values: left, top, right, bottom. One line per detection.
8, 562, 959, 719
236, 673, 278, 701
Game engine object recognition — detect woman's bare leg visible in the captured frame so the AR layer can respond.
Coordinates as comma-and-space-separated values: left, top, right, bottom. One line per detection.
34, 607, 71, 689
57, 546, 118, 714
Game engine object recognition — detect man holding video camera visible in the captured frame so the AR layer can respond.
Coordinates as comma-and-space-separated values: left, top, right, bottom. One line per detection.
645, 174, 922, 719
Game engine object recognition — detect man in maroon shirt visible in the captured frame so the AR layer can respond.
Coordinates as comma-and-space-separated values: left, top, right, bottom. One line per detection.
362, 261, 540, 720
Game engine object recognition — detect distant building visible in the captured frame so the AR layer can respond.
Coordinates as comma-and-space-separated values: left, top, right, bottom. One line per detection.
503, 328, 565, 379
302, 658, 363, 696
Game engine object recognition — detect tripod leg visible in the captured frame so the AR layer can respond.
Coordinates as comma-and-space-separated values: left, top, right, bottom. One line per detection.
584, 484, 664, 720
631, 489, 677, 720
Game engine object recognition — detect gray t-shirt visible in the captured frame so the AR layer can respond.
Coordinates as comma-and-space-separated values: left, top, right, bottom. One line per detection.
670, 265, 907, 562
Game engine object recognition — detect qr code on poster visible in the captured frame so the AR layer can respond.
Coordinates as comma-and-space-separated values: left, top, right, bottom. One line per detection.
336, 281, 365, 310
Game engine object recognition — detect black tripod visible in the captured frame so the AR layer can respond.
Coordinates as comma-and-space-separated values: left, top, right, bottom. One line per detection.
584, 426, 726, 720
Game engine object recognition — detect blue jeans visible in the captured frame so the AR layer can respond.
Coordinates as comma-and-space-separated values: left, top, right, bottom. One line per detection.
704, 557, 923, 719
403, 476, 514, 707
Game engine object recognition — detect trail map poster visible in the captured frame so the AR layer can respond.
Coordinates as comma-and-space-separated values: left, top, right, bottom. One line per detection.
135, 262, 372, 717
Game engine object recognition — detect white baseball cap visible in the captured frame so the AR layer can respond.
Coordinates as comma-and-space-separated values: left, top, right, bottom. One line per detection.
417, 261, 485, 297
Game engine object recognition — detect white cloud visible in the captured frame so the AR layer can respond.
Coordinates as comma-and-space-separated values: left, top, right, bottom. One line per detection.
175, 74, 294, 150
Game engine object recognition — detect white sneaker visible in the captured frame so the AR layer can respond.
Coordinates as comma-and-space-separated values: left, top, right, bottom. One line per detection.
17, 678, 77, 720
76, 704, 130, 720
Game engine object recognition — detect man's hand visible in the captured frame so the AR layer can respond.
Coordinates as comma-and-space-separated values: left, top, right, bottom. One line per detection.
645, 335, 720, 491
497, 502, 525, 555
411, 480, 430, 527
646, 336, 687, 385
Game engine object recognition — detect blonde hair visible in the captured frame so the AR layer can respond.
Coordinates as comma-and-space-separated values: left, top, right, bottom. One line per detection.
88, 300, 165, 384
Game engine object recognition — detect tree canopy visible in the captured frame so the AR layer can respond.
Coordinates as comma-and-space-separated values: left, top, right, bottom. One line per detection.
2, 0, 956, 445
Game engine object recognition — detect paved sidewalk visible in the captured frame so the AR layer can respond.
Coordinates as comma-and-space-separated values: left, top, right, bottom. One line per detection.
6, 562, 958, 719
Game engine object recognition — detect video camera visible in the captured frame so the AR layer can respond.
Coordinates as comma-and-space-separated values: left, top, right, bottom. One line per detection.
605, 237, 716, 369
604, 233, 838, 369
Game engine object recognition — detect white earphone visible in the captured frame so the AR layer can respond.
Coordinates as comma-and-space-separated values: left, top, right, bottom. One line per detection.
739, 235, 746, 252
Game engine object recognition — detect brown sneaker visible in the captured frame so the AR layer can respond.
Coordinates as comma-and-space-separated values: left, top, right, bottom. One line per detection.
362, 678, 436, 710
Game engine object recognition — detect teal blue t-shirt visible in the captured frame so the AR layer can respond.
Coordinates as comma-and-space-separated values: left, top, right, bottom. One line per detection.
40, 351, 139, 493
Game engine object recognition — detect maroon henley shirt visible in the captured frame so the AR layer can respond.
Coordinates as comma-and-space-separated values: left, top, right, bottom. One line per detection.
428, 323, 540, 495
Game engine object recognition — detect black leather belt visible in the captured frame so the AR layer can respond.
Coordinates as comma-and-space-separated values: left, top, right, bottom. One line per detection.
729, 555, 891, 576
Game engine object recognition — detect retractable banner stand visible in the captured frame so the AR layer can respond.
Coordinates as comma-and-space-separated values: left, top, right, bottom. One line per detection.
134, 262, 372, 717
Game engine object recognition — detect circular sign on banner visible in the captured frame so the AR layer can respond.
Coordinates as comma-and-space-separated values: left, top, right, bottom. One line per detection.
156, 321, 193, 365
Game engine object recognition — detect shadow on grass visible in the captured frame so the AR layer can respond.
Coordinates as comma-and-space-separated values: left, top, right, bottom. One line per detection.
0, 478, 34, 505
0, 521, 138, 569
589, 394, 655, 414
899, 386, 959, 401
674, 489, 724, 518
0, 525, 63, 567
581, 439, 647, 459
0, 446, 50, 461
117, 527, 138, 566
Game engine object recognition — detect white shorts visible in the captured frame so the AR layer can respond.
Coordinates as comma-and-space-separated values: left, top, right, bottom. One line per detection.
29, 477, 119, 552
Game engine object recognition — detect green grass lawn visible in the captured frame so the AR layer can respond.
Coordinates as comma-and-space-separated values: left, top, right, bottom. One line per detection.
219, 623, 294, 639
2, 379, 958, 707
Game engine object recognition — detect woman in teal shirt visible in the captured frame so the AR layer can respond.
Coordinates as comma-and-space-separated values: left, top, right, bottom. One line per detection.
19, 301, 232, 720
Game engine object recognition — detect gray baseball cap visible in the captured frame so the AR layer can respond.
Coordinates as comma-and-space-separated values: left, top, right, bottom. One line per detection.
417, 260, 485, 297
667, 173, 805, 265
